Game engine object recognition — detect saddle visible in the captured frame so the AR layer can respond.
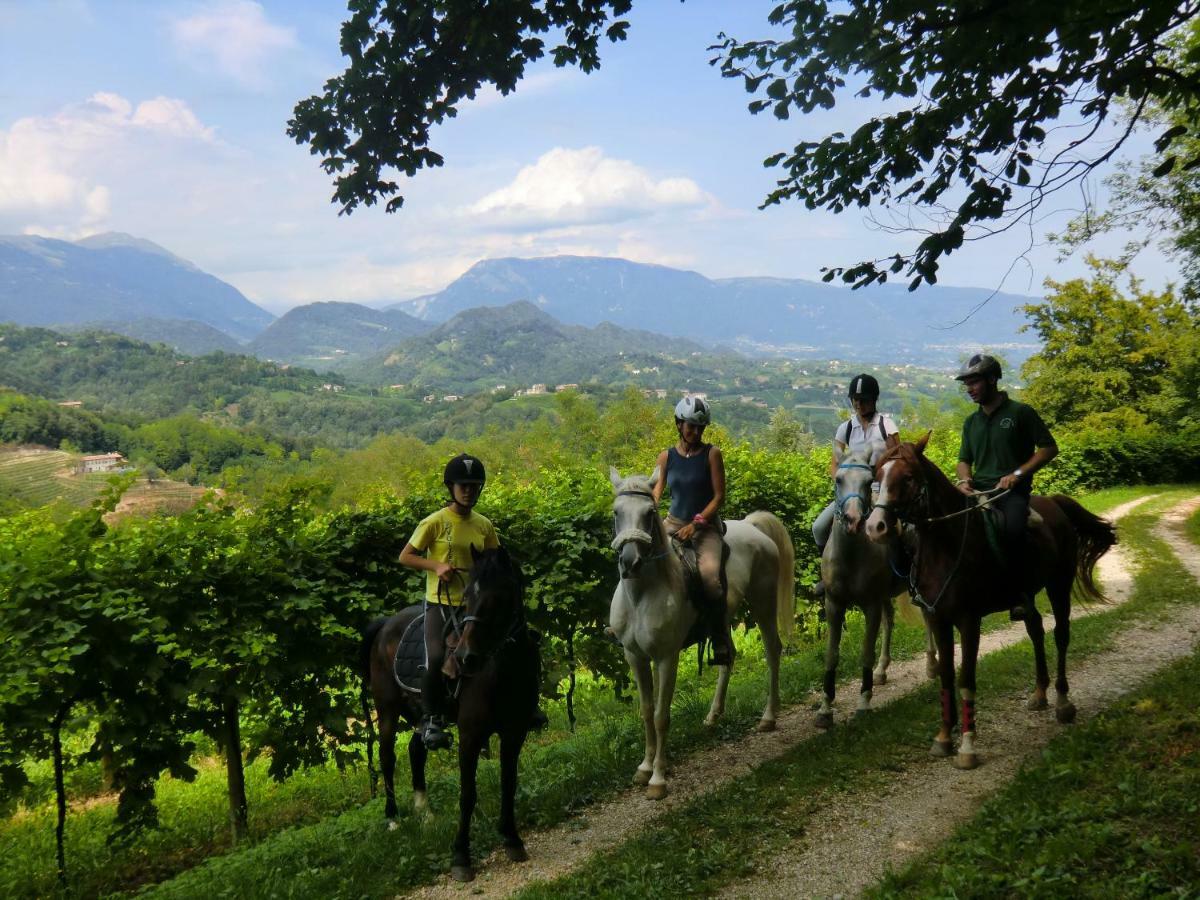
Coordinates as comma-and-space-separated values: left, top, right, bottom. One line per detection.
668, 536, 732, 654
977, 497, 1045, 568
392, 611, 465, 694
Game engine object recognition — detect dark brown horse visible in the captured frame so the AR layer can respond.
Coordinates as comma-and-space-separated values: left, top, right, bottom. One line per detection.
865, 435, 1115, 769
360, 545, 538, 882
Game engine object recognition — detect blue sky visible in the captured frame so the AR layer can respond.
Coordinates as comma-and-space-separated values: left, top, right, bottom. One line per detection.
0, 0, 1177, 313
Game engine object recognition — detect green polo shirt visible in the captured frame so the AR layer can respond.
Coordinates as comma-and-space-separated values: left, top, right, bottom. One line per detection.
958, 393, 1055, 492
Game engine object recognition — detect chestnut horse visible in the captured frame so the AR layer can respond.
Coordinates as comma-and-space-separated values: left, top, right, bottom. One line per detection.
360, 546, 538, 882
865, 435, 1115, 769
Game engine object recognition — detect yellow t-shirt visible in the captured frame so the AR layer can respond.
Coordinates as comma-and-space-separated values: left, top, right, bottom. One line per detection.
407, 505, 500, 604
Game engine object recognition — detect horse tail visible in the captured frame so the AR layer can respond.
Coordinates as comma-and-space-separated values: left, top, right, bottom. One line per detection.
359, 617, 388, 799
1051, 495, 1117, 603
746, 510, 796, 643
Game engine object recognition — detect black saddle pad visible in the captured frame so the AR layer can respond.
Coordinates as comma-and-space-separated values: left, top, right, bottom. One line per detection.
672, 541, 706, 611
392, 614, 426, 694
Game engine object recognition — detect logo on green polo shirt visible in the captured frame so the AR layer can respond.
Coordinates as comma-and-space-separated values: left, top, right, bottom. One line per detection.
999, 417, 1014, 428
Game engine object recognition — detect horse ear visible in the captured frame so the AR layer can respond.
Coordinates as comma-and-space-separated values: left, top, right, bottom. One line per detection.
914, 431, 931, 455
649, 465, 661, 489
833, 445, 845, 465
609, 466, 622, 490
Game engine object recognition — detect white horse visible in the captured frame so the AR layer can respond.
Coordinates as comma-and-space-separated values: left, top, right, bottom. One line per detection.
608, 466, 795, 800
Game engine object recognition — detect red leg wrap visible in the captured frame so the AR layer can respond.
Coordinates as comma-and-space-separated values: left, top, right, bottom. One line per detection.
962, 698, 976, 734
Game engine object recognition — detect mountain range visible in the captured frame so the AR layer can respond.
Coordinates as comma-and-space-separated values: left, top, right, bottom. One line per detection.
391, 256, 1040, 363
0, 233, 1042, 373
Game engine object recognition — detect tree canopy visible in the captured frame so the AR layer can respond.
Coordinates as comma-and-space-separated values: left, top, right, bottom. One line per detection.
290, 1, 1200, 289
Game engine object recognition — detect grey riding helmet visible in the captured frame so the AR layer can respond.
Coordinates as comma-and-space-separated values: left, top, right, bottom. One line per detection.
847, 373, 880, 399
674, 395, 711, 426
955, 353, 1002, 381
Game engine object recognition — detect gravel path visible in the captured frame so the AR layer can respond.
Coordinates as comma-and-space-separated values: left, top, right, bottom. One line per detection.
403, 494, 1176, 899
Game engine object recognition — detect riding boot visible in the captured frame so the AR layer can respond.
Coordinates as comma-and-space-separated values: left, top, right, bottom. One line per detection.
708, 602, 734, 667
420, 655, 453, 751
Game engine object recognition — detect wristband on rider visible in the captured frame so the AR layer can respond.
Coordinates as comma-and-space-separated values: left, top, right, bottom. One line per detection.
1012, 468, 1024, 479
693, 513, 707, 526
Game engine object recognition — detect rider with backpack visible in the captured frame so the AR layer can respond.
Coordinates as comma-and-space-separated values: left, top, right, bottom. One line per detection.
812, 374, 900, 598
954, 353, 1058, 620
651, 396, 735, 666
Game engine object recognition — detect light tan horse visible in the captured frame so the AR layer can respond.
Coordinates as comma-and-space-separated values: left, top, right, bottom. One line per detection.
608, 467, 794, 799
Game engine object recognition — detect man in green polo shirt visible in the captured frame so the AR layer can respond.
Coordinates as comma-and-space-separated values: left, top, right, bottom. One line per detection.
955, 353, 1058, 619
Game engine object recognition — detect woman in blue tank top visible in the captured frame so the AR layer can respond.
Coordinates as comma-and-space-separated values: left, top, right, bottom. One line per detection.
650, 395, 733, 665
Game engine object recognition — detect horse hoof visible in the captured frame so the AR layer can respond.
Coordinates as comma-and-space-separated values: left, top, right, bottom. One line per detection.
929, 739, 953, 758
505, 844, 529, 863
645, 783, 668, 801
874, 671, 887, 686
1027, 696, 1049, 711
632, 768, 652, 786
814, 712, 834, 730
387, 819, 400, 832
1056, 702, 1077, 724
756, 718, 777, 733
853, 707, 872, 719
703, 715, 719, 728
450, 865, 475, 883
954, 752, 979, 770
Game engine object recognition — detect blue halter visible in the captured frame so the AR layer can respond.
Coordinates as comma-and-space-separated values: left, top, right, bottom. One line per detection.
835, 461, 875, 518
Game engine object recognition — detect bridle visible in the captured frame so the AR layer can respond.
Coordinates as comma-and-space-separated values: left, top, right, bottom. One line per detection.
453, 566, 528, 671
611, 488, 669, 564
834, 461, 875, 523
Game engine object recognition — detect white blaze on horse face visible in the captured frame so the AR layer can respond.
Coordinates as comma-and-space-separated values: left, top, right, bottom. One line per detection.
866, 460, 895, 540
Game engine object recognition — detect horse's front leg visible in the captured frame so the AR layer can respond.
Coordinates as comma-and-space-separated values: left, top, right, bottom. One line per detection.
815, 603, 845, 729
497, 730, 529, 862
647, 654, 680, 800
450, 735, 484, 882
930, 617, 957, 757
856, 602, 883, 716
875, 597, 895, 685
955, 618, 981, 769
627, 651, 656, 788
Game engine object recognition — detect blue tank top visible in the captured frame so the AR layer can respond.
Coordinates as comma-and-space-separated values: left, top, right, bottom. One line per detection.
666, 445, 715, 520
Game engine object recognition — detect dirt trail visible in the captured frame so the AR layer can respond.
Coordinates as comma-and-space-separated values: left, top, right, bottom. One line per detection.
404, 494, 1176, 899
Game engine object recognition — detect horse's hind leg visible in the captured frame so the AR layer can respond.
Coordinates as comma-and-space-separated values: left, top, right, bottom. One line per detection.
1023, 610, 1050, 711
756, 613, 782, 733
856, 602, 883, 716
378, 708, 399, 821
815, 603, 844, 729
923, 609, 938, 680
628, 652, 656, 787
874, 597, 895, 685
497, 731, 529, 862
930, 617, 956, 757
408, 731, 431, 817
704, 660, 733, 727
1049, 582, 1076, 723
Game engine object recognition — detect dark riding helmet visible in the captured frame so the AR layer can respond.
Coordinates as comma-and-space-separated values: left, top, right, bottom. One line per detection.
443, 453, 486, 487
847, 373, 880, 399
955, 353, 1002, 382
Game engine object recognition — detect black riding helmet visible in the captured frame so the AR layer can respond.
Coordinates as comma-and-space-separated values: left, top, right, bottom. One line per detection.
443, 453, 486, 488
955, 353, 1002, 381
847, 373, 880, 399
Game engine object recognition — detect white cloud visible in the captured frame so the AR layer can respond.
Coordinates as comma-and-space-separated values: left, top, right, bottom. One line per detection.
0, 92, 217, 235
170, 1, 296, 88
467, 146, 712, 230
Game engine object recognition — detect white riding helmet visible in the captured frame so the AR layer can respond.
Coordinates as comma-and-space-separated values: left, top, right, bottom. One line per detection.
674, 396, 711, 426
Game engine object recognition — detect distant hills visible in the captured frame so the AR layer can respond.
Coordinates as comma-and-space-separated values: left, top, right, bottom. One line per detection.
250, 301, 433, 369
347, 300, 714, 391
391, 256, 1041, 364
0, 233, 273, 341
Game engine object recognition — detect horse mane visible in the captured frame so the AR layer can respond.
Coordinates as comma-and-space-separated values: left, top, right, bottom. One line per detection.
875, 440, 960, 514
468, 546, 525, 605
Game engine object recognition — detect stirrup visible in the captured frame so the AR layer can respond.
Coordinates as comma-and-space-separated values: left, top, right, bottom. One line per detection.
421, 717, 453, 751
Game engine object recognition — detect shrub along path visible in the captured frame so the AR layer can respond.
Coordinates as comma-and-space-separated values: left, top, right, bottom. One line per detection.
406, 493, 1175, 899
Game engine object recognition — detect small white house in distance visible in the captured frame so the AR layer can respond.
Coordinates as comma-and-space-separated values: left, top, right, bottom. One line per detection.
78, 453, 126, 474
